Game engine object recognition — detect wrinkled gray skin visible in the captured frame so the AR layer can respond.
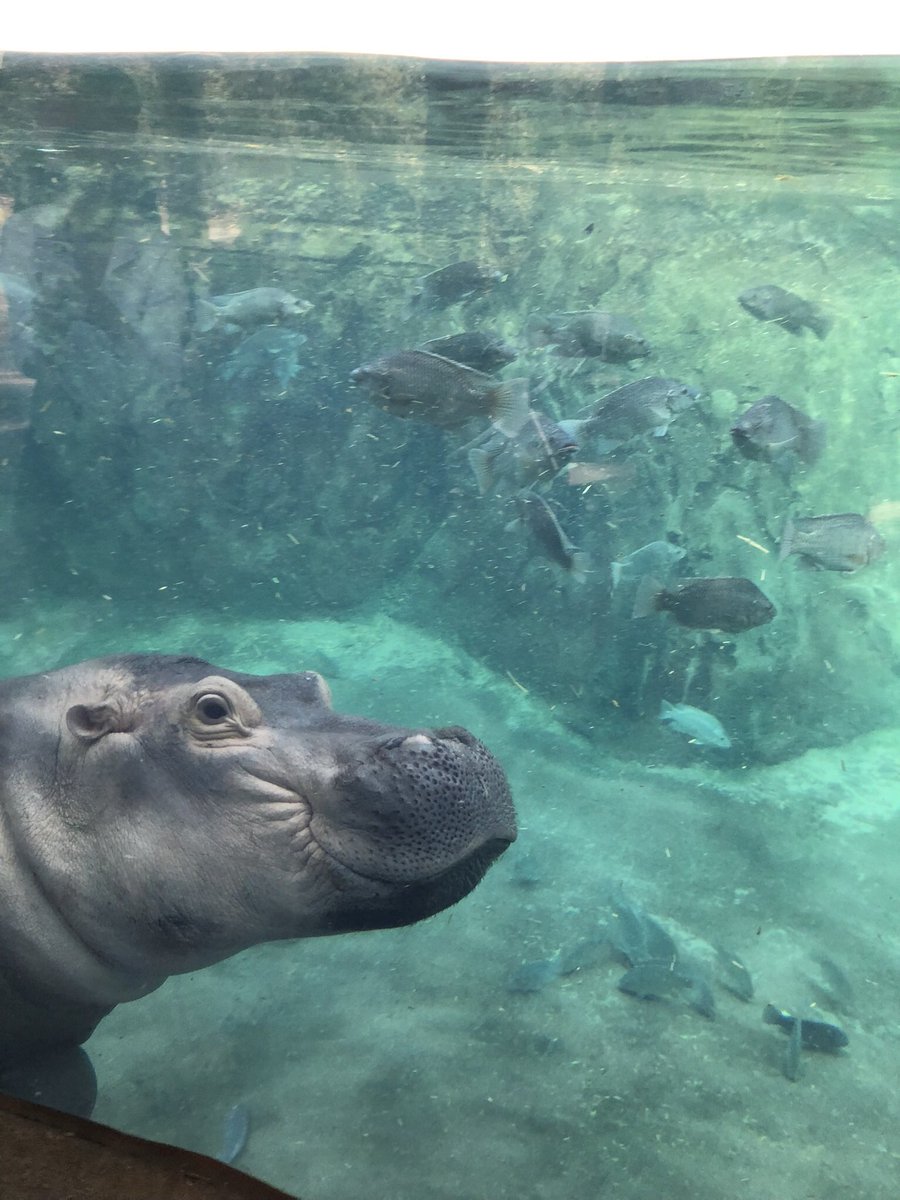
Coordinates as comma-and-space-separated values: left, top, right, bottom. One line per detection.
0, 654, 516, 1117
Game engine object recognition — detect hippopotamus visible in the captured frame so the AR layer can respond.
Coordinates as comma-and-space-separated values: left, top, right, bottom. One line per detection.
0, 654, 516, 1118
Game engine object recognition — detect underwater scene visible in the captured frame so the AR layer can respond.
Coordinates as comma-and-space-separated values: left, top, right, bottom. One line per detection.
1, 52, 899, 1197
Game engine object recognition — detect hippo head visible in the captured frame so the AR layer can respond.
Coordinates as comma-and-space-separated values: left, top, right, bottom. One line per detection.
0, 654, 516, 1000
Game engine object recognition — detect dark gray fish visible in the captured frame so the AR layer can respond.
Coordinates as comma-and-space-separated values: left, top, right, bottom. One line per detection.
411, 261, 504, 310
714, 945, 754, 1001
780, 513, 885, 573
618, 961, 715, 1019
350, 349, 530, 436
507, 957, 562, 994
196, 287, 312, 333
468, 410, 579, 494
568, 377, 698, 441
809, 956, 856, 1017
509, 846, 545, 888
731, 395, 826, 466
217, 1102, 250, 1165
508, 489, 589, 582
783, 1015, 803, 1082
558, 935, 611, 976
763, 1003, 848, 1051
607, 893, 678, 968
526, 310, 651, 362
420, 330, 516, 373
219, 327, 307, 387
633, 576, 776, 633
739, 284, 831, 340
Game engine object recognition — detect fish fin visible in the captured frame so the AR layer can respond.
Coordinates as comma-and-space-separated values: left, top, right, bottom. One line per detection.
504, 517, 523, 535
195, 299, 219, 333
632, 575, 663, 619
762, 1003, 784, 1027
611, 560, 623, 590
800, 418, 827, 465
779, 517, 795, 562
467, 447, 496, 496
490, 378, 531, 437
807, 307, 832, 340
652, 422, 670, 437
569, 551, 590, 584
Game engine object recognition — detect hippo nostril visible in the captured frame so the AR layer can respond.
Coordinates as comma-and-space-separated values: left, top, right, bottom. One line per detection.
400, 734, 434, 751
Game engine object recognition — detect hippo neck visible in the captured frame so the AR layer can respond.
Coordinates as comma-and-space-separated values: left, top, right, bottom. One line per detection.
0, 816, 164, 1060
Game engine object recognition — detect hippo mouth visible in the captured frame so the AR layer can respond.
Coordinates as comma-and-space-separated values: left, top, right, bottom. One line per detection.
306, 726, 516, 932
318, 837, 513, 933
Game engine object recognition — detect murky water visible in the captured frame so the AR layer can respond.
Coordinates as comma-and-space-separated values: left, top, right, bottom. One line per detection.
1, 53, 899, 1200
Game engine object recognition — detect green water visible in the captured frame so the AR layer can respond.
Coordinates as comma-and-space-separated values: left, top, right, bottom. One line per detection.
1, 54, 899, 1199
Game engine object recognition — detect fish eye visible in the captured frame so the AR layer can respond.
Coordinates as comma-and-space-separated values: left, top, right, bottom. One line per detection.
194, 693, 232, 723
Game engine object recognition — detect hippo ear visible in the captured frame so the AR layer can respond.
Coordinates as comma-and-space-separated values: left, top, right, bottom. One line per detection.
66, 702, 133, 742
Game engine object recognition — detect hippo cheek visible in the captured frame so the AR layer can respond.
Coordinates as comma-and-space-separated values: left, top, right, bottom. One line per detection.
305, 728, 516, 931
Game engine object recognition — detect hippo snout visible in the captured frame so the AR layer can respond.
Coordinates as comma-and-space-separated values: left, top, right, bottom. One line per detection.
306, 724, 516, 929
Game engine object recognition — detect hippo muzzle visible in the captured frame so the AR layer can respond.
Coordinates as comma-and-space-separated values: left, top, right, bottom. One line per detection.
308, 724, 515, 930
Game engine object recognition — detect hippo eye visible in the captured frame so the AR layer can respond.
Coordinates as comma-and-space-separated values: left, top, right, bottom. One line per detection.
194, 693, 232, 724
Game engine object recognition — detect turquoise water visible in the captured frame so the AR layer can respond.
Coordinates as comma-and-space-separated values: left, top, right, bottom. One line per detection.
1, 54, 899, 1198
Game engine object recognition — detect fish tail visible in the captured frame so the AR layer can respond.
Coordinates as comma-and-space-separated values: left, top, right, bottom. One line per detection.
779, 517, 795, 562
800, 419, 827, 465
194, 299, 218, 333
807, 306, 832, 340
467, 447, 496, 496
632, 574, 663, 619
611, 560, 623, 590
491, 378, 531, 438
569, 551, 591, 584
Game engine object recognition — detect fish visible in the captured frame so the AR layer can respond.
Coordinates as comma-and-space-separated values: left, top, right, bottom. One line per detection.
607, 891, 678, 968
808, 956, 856, 1017
611, 540, 686, 591
218, 327, 307, 387
525, 310, 651, 362
419, 330, 516, 373
763, 1004, 848, 1051
196, 288, 312, 333
730, 395, 826, 466
557, 935, 611, 975
411, 261, 504, 310
618, 961, 716, 1019
633, 576, 776, 633
783, 1015, 803, 1082
659, 700, 731, 749
738, 284, 831, 339
567, 377, 699, 442
350, 349, 530, 436
507, 489, 589, 582
217, 1102, 251, 1165
779, 513, 886, 572
714, 946, 754, 1001
506, 957, 563, 994
467, 410, 579, 494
